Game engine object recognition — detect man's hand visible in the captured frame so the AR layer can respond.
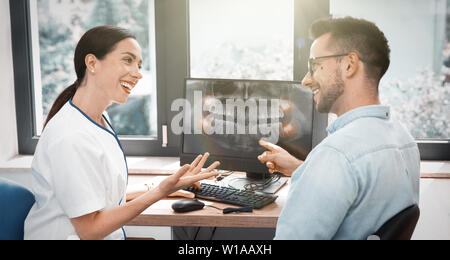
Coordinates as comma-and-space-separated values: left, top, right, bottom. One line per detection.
257, 140, 302, 176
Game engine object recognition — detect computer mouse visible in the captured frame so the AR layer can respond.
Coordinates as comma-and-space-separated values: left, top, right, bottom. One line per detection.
171, 199, 205, 213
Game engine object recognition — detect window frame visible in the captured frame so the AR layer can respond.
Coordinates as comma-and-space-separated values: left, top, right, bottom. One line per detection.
10, 0, 449, 160
10, 0, 183, 156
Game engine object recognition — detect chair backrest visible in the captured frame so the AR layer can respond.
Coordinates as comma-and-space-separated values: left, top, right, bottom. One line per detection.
368, 204, 420, 240
0, 178, 35, 240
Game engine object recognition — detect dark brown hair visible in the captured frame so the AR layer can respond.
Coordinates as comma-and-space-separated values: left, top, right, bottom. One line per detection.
310, 16, 391, 84
43, 25, 136, 129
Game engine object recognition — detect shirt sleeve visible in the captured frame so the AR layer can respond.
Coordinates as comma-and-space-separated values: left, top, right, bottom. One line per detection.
275, 145, 358, 240
47, 132, 107, 218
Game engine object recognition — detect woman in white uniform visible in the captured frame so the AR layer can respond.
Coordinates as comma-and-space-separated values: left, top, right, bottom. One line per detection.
24, 26, 220, 240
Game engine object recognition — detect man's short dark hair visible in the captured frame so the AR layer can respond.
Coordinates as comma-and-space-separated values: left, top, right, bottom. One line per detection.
310, 16, 391, 84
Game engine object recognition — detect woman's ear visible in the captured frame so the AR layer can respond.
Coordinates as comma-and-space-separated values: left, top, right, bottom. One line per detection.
344, 52, 360, 78
85, 54, 98, 74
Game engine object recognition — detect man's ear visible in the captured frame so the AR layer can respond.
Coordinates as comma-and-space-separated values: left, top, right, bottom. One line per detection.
344, 52, 360, 78
85, 54, 98, 73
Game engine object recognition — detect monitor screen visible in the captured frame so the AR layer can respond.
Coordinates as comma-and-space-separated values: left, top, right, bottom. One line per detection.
179, 78, 327, 176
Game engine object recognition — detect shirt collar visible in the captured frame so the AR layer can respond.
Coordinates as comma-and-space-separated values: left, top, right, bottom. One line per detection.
326, 105, 391, 134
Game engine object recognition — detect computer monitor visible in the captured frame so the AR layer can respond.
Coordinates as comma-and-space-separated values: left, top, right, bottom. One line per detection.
179, 78, 328, 191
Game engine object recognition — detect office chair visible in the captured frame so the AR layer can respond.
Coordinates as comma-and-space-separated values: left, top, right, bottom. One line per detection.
0, 178, 35, 240
368, 204, 420, 240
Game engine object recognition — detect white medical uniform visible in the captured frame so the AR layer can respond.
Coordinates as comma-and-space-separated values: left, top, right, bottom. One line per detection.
24, 100, 128, 240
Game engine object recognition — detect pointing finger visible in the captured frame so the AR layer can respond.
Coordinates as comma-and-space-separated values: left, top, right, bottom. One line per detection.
259, 139, 280, 152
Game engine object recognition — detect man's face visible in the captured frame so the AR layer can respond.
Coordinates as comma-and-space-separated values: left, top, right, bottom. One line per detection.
301, 33, 345, 114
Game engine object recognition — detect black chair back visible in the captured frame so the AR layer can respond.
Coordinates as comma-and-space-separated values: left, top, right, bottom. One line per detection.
369, 204, 420, 240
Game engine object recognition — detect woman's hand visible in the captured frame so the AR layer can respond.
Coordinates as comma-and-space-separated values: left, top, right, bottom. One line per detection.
155, 153, 220, 198
257, 140, 302, 177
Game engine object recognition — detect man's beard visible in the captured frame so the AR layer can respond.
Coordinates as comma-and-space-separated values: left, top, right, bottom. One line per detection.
317, 68, 345, 113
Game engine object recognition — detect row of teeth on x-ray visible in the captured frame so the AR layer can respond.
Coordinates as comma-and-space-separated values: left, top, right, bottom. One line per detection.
200, 95, 297, 139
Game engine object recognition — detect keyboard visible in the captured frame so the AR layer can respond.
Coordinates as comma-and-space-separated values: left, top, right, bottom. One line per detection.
184, 183, 278, 209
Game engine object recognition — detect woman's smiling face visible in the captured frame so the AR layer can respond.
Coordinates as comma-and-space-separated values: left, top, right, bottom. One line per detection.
93, 37, 143, 104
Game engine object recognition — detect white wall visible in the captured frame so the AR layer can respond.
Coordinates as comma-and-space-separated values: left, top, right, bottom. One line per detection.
412, 179, 450, 240
0, 0, 18, 163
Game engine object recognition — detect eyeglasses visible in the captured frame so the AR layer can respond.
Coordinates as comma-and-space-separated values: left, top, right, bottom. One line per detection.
308, 54, 349, 76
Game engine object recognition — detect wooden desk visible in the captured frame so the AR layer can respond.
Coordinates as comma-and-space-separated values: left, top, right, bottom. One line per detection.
126, 174, 289, 228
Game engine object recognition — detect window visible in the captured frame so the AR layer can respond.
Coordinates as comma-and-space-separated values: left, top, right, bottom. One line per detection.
12, 0, 325, 156
330, 0, 449, 159
32, 0, 157, 137
15, 1, 444, 159
189, 0, 294, 81
11, 0, 180, 156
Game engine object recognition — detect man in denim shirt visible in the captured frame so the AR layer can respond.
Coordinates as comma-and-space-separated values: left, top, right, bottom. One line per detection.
258, 17, 420, 239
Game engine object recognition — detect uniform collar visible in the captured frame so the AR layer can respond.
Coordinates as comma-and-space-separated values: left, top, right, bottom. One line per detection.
327, 105, 390, 134
68, 99, 115, 135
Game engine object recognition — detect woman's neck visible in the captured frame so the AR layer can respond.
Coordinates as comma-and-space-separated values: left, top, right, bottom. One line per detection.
72, 84, 110, 127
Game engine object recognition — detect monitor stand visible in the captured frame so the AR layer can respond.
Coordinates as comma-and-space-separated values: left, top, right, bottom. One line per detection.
221, 172, 288, 194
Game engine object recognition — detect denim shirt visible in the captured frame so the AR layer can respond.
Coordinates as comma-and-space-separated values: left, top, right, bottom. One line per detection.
274, 105, 420, 240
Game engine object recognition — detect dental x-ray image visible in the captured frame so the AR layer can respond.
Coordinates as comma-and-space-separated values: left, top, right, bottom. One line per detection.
182, 78, 314, 161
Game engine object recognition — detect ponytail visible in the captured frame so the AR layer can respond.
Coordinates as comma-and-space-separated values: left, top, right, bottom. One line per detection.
43, 80, 79, 130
